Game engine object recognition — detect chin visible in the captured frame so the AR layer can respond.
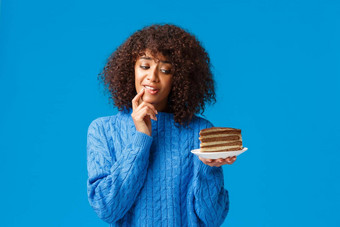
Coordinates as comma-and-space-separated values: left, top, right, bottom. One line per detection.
142, 95, 157, 104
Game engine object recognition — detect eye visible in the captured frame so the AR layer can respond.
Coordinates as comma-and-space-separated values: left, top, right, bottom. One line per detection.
161, 69, 171, 74
140, 65, 150, 69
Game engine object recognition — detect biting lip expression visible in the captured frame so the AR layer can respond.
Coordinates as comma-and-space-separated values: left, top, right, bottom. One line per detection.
143, 85, 159, 94
134, 50, 173, 111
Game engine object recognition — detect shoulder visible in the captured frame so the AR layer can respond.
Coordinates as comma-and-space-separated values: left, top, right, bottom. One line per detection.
189, 115, 214, 130
87, 110, 131, 134
88, 115, 113, 132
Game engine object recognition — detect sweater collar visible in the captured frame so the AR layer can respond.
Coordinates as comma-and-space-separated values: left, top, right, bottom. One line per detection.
121, 107, 174, 117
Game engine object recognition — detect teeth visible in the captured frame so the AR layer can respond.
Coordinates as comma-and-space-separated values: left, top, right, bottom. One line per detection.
145, 86, 156, 91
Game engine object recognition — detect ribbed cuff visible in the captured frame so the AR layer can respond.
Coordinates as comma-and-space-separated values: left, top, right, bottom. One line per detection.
132, 131, 153, 152
194, 158, 223, 191
198, 159, 221, 175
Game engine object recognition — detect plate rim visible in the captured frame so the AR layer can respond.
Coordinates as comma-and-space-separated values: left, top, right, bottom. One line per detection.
191, 147, 248, 154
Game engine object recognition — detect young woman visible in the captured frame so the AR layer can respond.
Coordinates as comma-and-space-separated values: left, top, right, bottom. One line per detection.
87, 24, 237, 226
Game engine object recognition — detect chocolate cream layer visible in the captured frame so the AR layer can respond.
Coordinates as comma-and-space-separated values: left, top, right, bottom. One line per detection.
199, 127, 243, 152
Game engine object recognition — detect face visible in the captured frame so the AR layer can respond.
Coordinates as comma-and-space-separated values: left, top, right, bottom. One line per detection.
134, 50, 173, 112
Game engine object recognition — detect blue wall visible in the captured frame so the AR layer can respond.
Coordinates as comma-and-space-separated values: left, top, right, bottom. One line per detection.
1, 0, 339, 226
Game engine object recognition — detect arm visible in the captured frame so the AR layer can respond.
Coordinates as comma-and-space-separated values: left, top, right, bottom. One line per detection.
192, 119, 229, 226
192, 158, 229, 227
86, 118, 152, 223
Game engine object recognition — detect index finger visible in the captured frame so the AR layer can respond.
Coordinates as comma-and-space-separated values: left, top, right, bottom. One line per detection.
226, 156, 236, 161
132, 88, 145, 110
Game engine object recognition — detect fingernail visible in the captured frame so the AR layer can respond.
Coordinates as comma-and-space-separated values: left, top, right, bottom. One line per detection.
141, 88, 145, 92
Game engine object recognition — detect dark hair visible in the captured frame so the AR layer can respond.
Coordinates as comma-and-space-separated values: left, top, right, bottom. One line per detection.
99, 24, 216, 125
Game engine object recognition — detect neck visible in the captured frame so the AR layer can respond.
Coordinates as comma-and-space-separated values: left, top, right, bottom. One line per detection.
155, 101, 171, 113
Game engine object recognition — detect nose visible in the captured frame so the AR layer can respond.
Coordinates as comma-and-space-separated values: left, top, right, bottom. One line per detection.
146, 66, 159, 83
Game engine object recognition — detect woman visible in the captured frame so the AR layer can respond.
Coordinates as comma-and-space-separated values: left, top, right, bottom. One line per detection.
87, 24, 237, 226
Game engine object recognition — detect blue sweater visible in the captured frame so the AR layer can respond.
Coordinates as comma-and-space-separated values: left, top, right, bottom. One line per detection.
87, 109, 229, 226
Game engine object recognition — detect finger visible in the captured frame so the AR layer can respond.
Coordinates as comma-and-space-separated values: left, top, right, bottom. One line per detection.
140, 106, 157, 121
225, 157, 236, 165
228, 156, 236, 162
217, 158, 224, 163
226, 157, 233, 162
132, 88, 145, 110
206, 159, 213, 163
133, 106, 155, 121
144, 113, 152, 125
136, 101, 158, 115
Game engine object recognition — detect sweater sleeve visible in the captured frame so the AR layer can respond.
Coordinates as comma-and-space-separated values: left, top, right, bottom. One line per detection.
192, 120, 229, 227
86, 118, 153, 223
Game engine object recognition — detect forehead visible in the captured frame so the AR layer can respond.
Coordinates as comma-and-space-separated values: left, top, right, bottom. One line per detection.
137, 50, 170, 63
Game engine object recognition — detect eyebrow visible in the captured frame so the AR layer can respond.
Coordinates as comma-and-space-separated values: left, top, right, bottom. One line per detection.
140, 56, 171, 64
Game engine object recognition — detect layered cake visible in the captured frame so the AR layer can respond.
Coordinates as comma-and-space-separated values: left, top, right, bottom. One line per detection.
199, 127, 243, 152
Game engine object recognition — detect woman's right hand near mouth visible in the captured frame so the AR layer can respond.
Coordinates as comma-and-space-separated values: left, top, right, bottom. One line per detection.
131, 88, 158, 136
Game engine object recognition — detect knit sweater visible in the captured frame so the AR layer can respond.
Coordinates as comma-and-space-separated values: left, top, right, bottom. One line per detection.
86, 109, 229, 227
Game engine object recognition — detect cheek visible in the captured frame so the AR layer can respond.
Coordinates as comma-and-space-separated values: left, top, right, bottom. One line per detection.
134, 71, 143, 92
135, 69, 144, 84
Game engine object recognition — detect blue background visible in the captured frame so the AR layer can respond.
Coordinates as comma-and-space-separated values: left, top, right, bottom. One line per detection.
1, 0, 339, 226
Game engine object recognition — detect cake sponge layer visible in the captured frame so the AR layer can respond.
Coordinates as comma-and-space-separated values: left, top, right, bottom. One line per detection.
199, 127, 243, 152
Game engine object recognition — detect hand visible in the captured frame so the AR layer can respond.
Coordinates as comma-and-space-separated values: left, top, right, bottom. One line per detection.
199, 156, 237, 167
131, 88, 158, 136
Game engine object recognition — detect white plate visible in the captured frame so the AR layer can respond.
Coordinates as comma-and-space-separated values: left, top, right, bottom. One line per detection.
191, 147, 248, 159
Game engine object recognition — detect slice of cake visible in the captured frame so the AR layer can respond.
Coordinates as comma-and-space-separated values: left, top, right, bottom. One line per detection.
199, 127, 243, 152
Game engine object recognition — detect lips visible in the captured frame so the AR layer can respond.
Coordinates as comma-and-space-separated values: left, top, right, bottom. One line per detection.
144, 85, 158, 91
143, 85, 159, 95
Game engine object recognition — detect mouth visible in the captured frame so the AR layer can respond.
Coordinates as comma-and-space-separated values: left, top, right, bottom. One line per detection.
143, 85, 159, 95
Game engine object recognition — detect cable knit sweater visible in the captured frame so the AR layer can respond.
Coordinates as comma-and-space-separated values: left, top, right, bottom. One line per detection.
86, 109, 229, 226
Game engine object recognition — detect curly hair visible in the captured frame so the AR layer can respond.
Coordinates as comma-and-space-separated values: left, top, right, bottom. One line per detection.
98, 24, 216, 125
